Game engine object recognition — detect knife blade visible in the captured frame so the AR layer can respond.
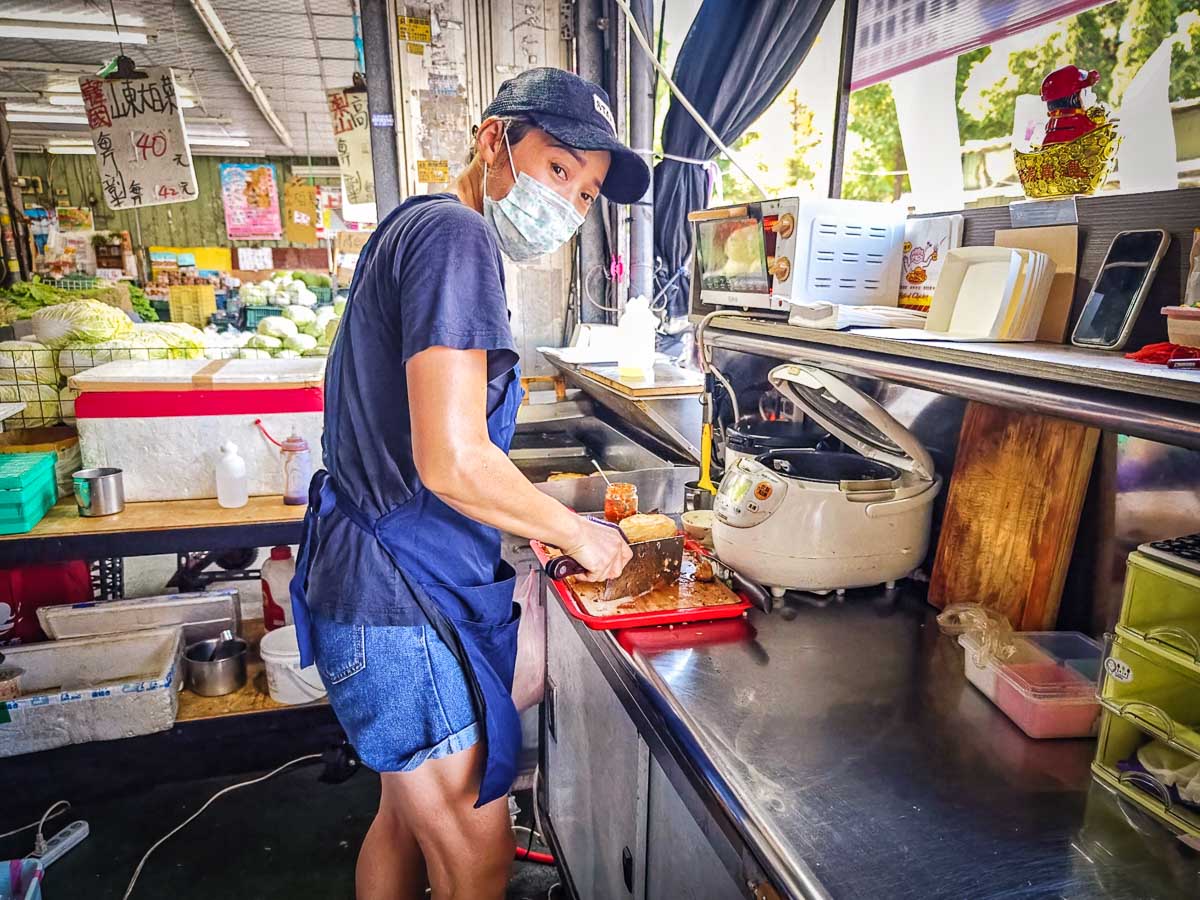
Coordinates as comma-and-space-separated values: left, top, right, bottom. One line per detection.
600, 535, 685, 601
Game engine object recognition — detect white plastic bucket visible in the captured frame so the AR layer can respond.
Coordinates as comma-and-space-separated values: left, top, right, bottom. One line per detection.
259, 625, 327, 705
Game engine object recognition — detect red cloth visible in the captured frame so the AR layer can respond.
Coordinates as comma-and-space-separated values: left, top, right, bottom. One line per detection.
0, 561, 92, 644
1126, 342, 1200, 365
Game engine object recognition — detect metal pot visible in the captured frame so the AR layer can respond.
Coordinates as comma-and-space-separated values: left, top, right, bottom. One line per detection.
184, 636, 248, 697
73, 468, 125, 517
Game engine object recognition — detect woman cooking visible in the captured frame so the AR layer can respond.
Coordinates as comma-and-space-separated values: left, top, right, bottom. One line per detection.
290, 68, 648, 899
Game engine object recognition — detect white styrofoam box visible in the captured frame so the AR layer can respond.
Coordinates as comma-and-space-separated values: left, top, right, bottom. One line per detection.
38, 589, 241, 643
0, 626, 182, 757
78, 411, 323, 501
69, 358, 325, 390
74, 358, 325, 502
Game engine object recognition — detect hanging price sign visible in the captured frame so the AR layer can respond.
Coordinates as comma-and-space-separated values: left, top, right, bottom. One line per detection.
78, 65, 198, 210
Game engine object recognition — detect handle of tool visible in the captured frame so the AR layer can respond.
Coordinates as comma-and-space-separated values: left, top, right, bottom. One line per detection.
697, 421, 717, 494
544, 554, 587, 580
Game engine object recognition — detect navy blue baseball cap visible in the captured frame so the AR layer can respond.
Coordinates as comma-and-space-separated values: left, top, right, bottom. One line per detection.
483, 67, 650, 204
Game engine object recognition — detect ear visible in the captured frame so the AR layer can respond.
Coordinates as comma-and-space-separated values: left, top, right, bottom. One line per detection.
475, 117, 506, 167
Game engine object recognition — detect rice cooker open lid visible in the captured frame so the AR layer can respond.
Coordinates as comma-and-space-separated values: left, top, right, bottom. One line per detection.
767, 364, 935, 481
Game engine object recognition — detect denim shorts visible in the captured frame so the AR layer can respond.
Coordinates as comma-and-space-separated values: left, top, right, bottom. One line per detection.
311, 615, 479, 773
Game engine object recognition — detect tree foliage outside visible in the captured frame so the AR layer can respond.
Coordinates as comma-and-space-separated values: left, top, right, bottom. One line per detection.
842, 0, 1200, 202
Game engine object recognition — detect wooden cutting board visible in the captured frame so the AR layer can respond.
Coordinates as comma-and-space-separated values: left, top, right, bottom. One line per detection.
569, 552, 739, 617
578, 364, 704, 397
929, 402, 1098, 630
993, 225, 1079, 343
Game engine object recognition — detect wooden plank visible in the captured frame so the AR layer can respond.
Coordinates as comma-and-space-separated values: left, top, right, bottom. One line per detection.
928, 402, 1099, 629
993, 225, 1079, 343
0, 496, 306, 544
176, 619, 326, 721
579, 364, 704, 398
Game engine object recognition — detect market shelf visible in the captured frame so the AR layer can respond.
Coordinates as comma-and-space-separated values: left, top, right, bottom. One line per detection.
701, 316, 1200, 450
176, 620, 327, 723
0, 496, 307, 565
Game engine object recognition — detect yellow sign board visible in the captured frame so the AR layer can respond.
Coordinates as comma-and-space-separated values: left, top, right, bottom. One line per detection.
416, 159, 450, 184
397, 15, 431, 43
149, 246, 233, 272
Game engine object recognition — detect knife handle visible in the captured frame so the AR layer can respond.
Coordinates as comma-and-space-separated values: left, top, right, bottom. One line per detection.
544, 554, 587, 580
543, 517, 626, 581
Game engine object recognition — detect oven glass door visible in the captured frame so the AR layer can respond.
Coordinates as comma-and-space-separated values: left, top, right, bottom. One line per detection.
696, 216, 770, 295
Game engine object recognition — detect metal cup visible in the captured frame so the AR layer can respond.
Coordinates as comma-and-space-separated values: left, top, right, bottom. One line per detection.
184, 636, 248, 697
684, 480, 715, 511
72, 468, 125, 517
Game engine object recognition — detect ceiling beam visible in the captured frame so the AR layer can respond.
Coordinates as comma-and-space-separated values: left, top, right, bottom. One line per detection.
186, 0, 294, 149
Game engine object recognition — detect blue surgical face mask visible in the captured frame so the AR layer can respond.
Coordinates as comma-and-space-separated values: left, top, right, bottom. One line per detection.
483, 131, 585, 262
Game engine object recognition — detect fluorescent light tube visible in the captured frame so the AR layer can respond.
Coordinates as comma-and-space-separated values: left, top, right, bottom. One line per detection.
0, 19, 152, 44
187, 136, 251, 147
7, 112, 89, 125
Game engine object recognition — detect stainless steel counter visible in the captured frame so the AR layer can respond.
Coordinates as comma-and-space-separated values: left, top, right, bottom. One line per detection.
565, 587, 1200, 899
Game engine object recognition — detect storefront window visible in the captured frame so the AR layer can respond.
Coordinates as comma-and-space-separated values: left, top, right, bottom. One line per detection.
844, 0, 1200, 210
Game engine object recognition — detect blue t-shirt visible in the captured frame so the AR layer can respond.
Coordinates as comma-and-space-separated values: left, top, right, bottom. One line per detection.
307, 194, 518, 625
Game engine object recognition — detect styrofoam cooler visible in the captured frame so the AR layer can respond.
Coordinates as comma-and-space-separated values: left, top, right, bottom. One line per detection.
0, 626, 182, 757
71, 359, 325, 502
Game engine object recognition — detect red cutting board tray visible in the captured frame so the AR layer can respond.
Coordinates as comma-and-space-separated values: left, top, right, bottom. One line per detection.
531, 537, 751, 631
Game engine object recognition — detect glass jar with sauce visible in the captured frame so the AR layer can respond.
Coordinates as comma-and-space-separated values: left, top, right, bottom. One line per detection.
604, 483, 638, 523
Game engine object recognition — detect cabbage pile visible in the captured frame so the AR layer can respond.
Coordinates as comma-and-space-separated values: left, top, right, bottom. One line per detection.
135, 322, 207, 359
32, 299, 133, 348
0, 341, 58, 385
57, 335, 172, 378
238, 273, 318, 308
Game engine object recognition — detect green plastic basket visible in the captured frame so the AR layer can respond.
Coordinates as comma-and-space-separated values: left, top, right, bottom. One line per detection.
0, 452, 56, 491
241, 306, 278, 330
0, 467, 57, 534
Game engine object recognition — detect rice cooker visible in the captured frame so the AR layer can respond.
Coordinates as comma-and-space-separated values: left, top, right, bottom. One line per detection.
724, 417, 826, 468
713, 364, 941, 597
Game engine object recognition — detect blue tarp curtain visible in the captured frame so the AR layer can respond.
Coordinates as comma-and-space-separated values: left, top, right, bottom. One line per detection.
652, 0, 837, 318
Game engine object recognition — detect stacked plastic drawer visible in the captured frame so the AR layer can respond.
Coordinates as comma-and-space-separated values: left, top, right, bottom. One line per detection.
0, 452, 58, 535
1093, 552, 1200, 839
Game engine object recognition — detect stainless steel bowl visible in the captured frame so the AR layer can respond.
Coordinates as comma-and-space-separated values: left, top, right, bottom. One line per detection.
184, 637, 248, 697
73, 467, 125, 517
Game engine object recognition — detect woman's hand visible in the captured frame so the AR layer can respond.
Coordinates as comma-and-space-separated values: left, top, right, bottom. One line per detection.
561, 517, 633, 582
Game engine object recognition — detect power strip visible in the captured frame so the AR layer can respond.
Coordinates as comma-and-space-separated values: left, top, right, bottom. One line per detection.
32, 820, 89, 868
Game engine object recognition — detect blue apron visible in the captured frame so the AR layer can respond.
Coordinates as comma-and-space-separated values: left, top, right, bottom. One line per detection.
290, 361, 525, 808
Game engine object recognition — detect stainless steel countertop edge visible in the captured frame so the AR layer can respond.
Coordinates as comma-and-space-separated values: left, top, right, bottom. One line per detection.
562, 601, 831, 900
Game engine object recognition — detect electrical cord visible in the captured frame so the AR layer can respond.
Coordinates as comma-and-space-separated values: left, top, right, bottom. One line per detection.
0, 800, 70, 845
121, 754, 321, 900
611, 0, 768, 199
696, 310, 758, 424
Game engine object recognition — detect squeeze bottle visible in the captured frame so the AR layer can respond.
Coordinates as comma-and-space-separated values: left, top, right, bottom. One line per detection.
261, 546, 296, 630
215, 442, 248, 509
280, 434, 312, 505
617, 295, 657, 379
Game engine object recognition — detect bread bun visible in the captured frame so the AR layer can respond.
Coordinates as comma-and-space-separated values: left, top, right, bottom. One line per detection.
618, 513, 677, 543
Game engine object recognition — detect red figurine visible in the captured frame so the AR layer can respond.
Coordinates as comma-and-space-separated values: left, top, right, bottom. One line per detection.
1041, 66, 1100, 146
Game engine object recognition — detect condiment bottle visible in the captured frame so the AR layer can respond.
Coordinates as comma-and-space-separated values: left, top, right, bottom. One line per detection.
260, 546, 296, 630
604, 482, 638, 523
215, 441, 248, 509
280, 434, 312, 505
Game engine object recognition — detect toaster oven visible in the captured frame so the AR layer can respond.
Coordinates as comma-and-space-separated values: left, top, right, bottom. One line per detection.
689, 197, 906, 313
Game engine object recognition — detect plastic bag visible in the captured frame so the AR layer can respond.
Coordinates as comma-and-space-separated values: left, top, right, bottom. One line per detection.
510, 570, 545, 713
936, 602, 1017, 666
0, 859, 43, 900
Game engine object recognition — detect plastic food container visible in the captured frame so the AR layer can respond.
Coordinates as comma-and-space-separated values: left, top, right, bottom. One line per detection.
1162, 306, 1200, 348
959, 630, 1102, 738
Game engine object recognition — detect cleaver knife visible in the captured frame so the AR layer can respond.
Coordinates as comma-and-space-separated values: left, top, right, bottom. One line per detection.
542, 523, 685, 600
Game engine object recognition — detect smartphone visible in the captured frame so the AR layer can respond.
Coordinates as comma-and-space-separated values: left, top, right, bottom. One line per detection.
1071, 229, 1170, 350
